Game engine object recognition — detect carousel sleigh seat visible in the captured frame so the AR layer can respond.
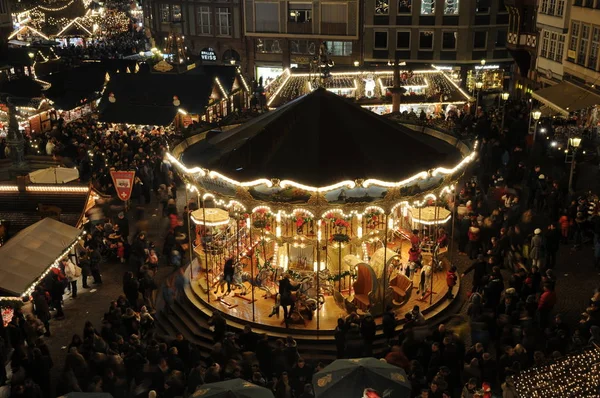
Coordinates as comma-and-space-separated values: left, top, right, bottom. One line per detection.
352, 263, 375, 310
390, 273, 413, 303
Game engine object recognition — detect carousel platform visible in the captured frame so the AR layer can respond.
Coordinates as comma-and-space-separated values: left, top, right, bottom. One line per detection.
155, 250, 461, 360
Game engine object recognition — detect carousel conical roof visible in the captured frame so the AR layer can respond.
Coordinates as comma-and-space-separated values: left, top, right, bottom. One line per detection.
182, 88, 462, 186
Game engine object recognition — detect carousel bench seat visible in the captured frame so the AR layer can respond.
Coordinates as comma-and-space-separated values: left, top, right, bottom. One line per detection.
353, 294, 370, 310
390, 274, 413, 302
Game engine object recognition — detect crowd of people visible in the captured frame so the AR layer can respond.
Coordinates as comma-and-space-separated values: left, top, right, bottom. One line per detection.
0, 86, 599, 398
55, 30, 148, 60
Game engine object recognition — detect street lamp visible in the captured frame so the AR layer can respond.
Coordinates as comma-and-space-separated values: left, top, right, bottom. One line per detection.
568, 136, 582, 194
353, 60, 360, 67
531, 108, 542, 143
500, 92, 510, 132
475, 81, 484, 114
481, 59, 486, 66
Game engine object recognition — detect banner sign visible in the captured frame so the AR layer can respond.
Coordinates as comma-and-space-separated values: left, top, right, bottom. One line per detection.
110, 170, 136, 201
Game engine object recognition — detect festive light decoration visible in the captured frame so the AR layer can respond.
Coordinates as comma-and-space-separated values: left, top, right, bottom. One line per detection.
514, 348, 600, 397
55, 17, 93, 37
0, 185, 89, 193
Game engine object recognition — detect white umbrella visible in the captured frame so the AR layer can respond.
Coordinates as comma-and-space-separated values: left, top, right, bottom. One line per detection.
29, 167, 79, 184
190, 208, 231, 227
409, 206, 451, 225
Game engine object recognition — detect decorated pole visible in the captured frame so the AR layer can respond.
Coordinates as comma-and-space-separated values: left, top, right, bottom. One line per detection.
185, 187, 194, 280
316, 222, 321, 333
382, 213, 389, 308
449, 186, 458, 264
202, 196, 210, 303
249, 219, 255, 322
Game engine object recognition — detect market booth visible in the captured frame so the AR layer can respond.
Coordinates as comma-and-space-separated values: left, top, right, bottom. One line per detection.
0, 218, 82, 299
169, 88, 474, 332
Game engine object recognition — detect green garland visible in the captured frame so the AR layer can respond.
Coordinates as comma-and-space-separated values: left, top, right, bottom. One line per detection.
332, 233, 350, 243
328, 270, 353, 282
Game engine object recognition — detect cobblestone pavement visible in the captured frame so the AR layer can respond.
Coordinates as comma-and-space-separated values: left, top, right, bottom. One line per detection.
43, 193, 187, 394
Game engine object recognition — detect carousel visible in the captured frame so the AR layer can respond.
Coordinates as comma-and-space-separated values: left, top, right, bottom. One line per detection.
169, 87, 475, 332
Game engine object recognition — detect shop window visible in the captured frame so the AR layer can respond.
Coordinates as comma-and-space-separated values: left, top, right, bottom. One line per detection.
196, 6, 212, 35
325, 41, 352, 56
420, 0, 435, 15
255, 2, 280, 32
291, 40, 317, 54
496, 30, 507, 48
375, 0, 389, 15
419, 31, 434, 50
473, 31, 487, 49
396, 31, 410, 49
374, 31, 388, 49
475, 0, 489, 13
160, 4, 170, 22
172, 5, 182, 22
397, 0, 412, 14
442, 31, 456, 50
288, 3, 312, 22
256, 39, 282, 53
444, 0, 458, 14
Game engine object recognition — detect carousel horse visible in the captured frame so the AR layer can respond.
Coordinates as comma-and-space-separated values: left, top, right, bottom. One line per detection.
316, 269, 335, 295
297, 275, 325, 312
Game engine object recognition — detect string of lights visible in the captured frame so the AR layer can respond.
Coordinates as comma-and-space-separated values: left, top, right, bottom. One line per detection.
513, 347, 600, 397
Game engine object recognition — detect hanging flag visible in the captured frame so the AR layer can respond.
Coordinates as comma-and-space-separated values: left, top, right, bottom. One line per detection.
110, 170, 136, 201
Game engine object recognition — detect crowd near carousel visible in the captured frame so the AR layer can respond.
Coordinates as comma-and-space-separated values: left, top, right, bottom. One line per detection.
167, 86, 475, 332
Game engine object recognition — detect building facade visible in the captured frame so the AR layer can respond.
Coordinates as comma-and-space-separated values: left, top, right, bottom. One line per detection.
528, 0, 600, 121
0, 0, 11, 40
362, 0, 512, 93
505, 0, 539, 96
243, 0, 361, 81
563, 0, 600, 85
143, 0, 245, 68
535, 0, 570, 86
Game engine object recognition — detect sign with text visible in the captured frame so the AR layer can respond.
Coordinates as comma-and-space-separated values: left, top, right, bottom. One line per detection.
201, 48, 217, 61
110, 170, 136, 201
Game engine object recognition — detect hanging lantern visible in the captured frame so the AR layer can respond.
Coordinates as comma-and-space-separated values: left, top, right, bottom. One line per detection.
173, 95, 181, 106
108, 93, 116, 103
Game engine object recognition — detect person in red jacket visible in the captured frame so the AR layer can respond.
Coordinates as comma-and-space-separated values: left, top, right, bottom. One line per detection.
446, 266, 458, 299
537, 283, 557, 329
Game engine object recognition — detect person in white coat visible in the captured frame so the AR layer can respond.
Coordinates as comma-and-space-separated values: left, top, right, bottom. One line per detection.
62, 258, 81, 298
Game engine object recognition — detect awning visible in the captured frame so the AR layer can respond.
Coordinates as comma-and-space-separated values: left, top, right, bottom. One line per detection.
0, 218, 82, 296
532, 81, 600, 117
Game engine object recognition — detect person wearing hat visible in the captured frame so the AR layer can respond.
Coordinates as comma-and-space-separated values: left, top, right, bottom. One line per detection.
530, 228, 545, 268
535, 174, 549, 212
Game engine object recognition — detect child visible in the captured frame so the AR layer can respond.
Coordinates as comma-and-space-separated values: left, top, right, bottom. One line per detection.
446, 265, 458, 299
408, 245, 422, 269
117, 242, 125, 263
